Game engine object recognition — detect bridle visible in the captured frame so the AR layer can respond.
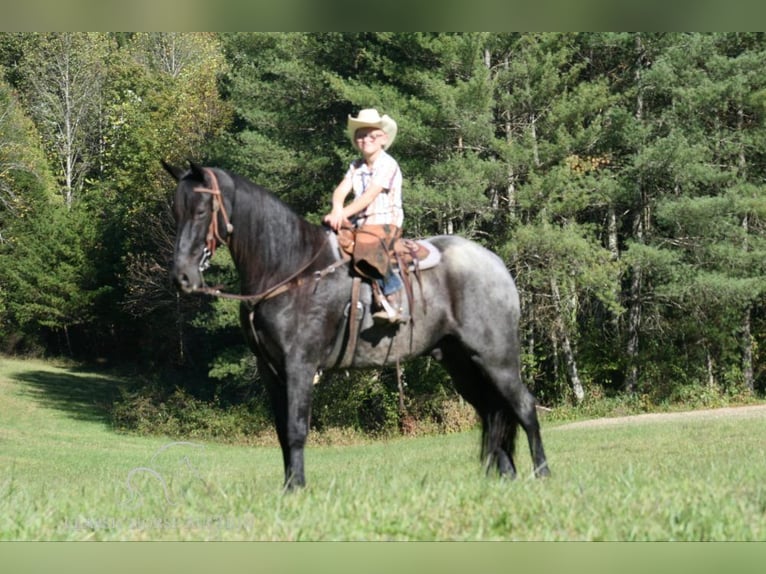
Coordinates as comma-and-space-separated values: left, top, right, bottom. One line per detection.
190, 167, 348, 305
193, 168, 233, 271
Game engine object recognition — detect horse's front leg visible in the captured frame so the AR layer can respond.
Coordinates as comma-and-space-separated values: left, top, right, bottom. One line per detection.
258, 360, 293, 487
283, 362, 316, 491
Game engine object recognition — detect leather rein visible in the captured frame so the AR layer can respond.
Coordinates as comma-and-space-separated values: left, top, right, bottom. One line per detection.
192, 167, 347, 305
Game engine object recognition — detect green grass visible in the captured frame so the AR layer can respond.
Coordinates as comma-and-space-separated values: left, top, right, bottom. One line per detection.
2, 356, 765, 540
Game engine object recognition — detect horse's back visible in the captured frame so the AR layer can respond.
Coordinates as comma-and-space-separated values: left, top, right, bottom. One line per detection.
427, 235, 519, 305
426, 235, 521, 354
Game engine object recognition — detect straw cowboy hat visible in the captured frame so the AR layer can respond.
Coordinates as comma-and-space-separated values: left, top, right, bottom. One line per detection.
347, 108, 398, 150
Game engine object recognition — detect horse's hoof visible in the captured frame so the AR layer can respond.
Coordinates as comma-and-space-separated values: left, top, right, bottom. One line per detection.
535, 464, 551, 478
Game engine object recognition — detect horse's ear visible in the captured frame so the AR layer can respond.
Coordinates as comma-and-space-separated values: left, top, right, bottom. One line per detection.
188, 160, 206, 182
161, 160, 185, 182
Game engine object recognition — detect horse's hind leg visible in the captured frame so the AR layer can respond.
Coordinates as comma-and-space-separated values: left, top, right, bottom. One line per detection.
435, 337, 518, 478
479, 359, 550, 478
481, 410, 518, 478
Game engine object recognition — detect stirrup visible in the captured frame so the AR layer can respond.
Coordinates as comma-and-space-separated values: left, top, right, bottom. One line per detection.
372, 309, 408, 324
372, 296, 409, 324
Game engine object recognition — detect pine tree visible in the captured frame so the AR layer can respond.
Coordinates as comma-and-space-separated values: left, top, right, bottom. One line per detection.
647, 33, 766, 393
495, 33, 622, 402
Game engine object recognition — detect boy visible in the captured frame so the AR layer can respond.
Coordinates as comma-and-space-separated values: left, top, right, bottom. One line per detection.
323, 109, 407, 324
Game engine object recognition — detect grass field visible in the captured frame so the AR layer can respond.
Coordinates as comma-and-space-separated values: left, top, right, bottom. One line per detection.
2, 356, 765, 541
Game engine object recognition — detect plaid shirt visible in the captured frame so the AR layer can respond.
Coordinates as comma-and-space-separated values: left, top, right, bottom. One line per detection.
346, 150, 403, 227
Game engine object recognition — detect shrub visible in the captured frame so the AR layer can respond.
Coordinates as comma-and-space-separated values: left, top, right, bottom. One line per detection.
312, 369, 400, 437
111, 386, 272, 443
406, 393, 478, 435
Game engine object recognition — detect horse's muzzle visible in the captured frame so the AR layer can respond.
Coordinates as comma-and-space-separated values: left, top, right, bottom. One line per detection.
172, 262, 203, 294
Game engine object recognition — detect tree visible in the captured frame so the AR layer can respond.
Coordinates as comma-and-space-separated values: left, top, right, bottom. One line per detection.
0, 71, 59, 350
380, 33, 497, 238
0, 70, 56, 241
4, 32, 766, 415
2, 33, 232, 359
489, 33, 624, 402
99, 32, 232, 361
17, 33, 112, 207
645, 33, 766, 394
0, 197, 109, 355
583, 32, 680, 394
214, 32, 355, 217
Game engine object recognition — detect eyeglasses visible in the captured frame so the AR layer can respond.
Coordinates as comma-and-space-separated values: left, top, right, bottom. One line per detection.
355, 132, 385, 142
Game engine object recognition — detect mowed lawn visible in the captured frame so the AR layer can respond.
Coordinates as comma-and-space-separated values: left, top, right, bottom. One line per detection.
1, 357, 765, 541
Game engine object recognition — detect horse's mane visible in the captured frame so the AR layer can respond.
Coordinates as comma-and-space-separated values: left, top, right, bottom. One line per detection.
220, 170, 329, 294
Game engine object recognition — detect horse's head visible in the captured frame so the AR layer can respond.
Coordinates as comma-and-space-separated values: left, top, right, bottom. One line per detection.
164, 160, 233, 294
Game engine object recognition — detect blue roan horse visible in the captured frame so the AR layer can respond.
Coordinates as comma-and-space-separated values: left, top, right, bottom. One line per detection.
165, 161, 549, 490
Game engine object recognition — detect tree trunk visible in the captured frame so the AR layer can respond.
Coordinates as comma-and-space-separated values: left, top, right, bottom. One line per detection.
742, 306, 754, 393
560, 329, 584, 403
625, 266, 642, 393
523, 72, 541, 169
606, 204, 621, 336
500, 55, 518, 222
737, 107, 754, 394
551, 277, 585, 402
607, 205, 619, 261
625, 33, 647, 394
524, 292, 535, 379
740, 211, 754, 393
705, 345, 716, 390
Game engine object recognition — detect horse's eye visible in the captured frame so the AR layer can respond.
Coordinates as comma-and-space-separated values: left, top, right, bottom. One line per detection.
194, 207, 208, 219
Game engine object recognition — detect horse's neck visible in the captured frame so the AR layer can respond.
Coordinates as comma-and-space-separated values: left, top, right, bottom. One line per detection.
228, 186, 328, 294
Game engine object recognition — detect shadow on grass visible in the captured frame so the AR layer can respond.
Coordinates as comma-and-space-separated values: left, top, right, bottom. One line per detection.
10, 367, 124, 425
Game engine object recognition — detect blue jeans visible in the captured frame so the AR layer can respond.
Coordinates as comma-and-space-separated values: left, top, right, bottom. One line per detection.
377, 267, 403, 296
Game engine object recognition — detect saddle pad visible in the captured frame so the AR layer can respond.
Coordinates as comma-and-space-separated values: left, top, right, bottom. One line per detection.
398, 239, 441, 271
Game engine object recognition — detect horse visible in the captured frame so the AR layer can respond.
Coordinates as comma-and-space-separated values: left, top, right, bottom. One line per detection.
164, 161, 550, 490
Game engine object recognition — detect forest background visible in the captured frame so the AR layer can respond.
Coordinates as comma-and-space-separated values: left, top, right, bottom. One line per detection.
1, 32, 765, 439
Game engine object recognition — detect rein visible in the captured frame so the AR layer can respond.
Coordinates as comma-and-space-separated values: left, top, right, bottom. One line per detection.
200, 247, 347, 305
193, 167, 348, 305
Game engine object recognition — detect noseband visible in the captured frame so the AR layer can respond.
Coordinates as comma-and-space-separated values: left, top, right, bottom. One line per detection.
193, 168, 233, 267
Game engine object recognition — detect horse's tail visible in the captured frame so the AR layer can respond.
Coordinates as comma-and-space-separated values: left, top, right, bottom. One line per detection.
480, 407, 519, 474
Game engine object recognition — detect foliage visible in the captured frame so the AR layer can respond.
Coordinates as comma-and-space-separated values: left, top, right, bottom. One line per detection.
13, 33, 113, 207
312, 370, 401, 436
0, 197, 109, 355
0, 73, 58, 348
2, 33, 766, 437
0, 71, 56, 226
111, 386, 273, 443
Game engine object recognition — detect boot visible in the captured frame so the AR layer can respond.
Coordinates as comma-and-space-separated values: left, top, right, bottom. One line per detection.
372, 291, 409, 325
